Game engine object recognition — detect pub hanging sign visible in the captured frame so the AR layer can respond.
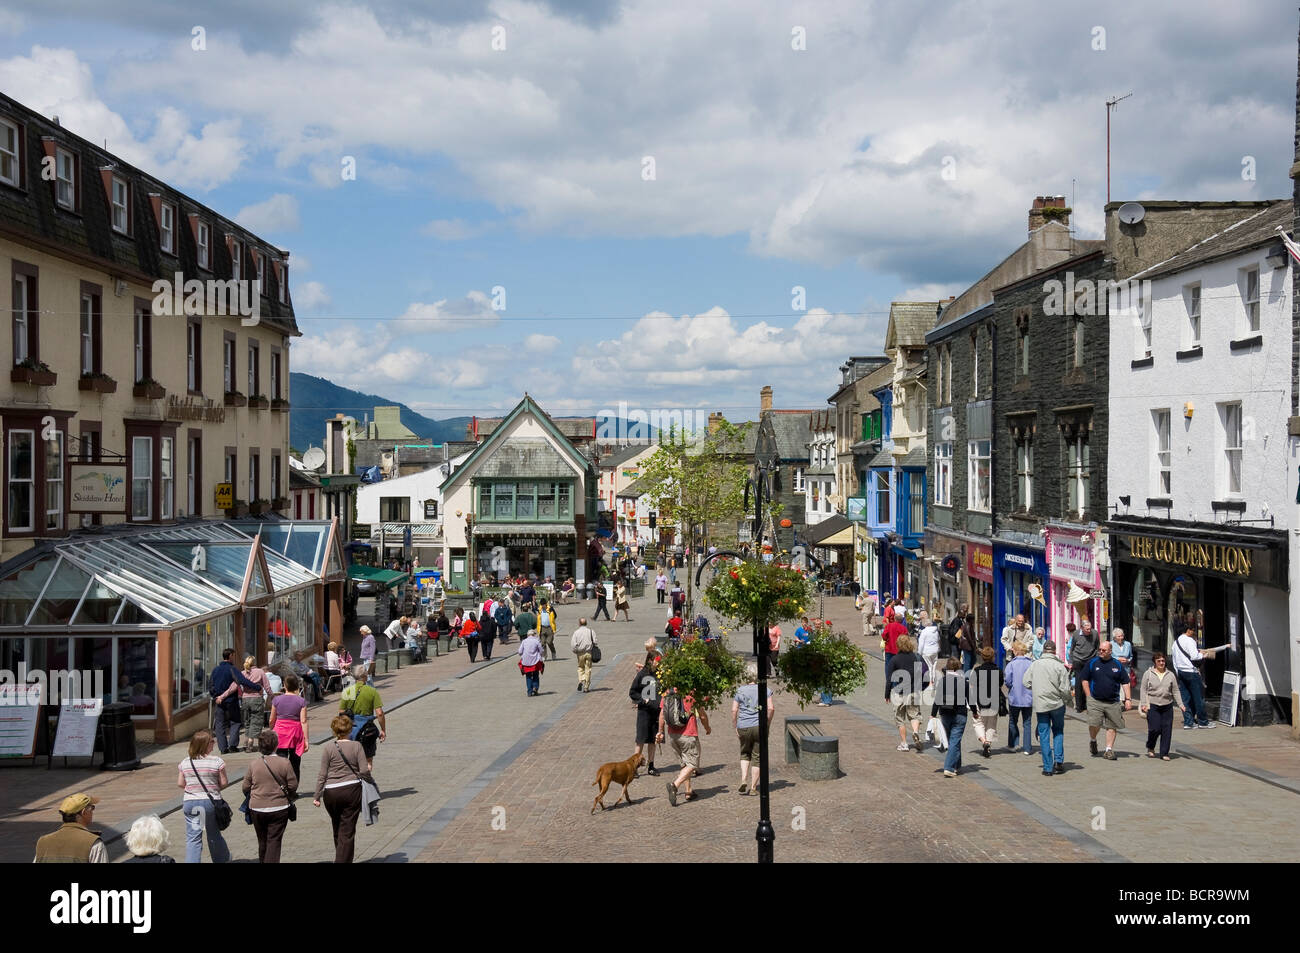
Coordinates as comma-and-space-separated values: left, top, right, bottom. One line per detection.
1118, 533, 1281, 587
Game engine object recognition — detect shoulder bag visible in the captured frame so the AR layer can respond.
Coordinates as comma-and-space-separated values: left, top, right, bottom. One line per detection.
189, 757, 233, 830
1173, 636, 1206, 686
336, 741, 382, 826
260, 756, 297, 822
590, 637, 602, 664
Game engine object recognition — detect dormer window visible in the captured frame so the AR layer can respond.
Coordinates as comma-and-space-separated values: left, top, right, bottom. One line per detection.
197, 221, 210, 269
111, 175, 129, 233
56, 148, 76, 209
160, 202, 175, 254
230, 237, 243, 281
0, 118, 20, 187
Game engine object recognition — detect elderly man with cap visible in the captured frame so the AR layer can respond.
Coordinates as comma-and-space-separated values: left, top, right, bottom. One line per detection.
34, 793, 107, 863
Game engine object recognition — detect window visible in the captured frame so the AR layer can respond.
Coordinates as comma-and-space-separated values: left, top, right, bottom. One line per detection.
270, 350, 281, 400
1017, 325, 1030, 377
379, 497, 410, 521
1137, 285, 1151, 357
934, 442, 952, 506
248, 451, 260, 501
55, 148, 75, 209
1066, 434, 1091, 517
936, 347, 947, 404
255, 250, 265, 289
558, 483, 572, 516
0, 118, 19, 186
271, 453, 281, 501
494, 482, 515, 519
874, 470, 890, 524
80, 429, 98, 463
967, 439, 990, 512
160, 437, 173, 520
133, 305, 151, 382
971, 332, 979, 396
188, 435, 201, 515
1073, 317, 1085, 367
1186, 284, 1201, 346
1014, 438, 1033, 511
1153, 409, 1171, 495
1242, 268, 1260, 333
944, 346, 953, 404
197, 221, 210, 269
8, 430, 34, 532
13, 271, 33, 365
187, 319, 201, 392
131, 437, 152, 520
224, 451, 236, 489
44, 433, 62, 532
160, 202, 175, 254
80, 293, 95, 375
248, 341, 259, 396
908, 473, 923, 531
230, 238, 243, 281
1223, 403, 1242, 495
793, 467, 805, 492
278, 261, 287, 303
223, 335, 236, 393
111, 176, 129, 233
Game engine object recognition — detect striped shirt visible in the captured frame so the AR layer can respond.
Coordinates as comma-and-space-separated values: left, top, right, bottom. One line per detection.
179, 755, 225, 801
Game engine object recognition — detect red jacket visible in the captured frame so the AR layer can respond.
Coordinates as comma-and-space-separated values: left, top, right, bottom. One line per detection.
883, 621, 908, 654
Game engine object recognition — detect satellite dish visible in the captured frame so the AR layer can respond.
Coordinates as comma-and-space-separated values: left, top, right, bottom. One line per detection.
1117, 202, 1145, 226
301, 447, 326, 471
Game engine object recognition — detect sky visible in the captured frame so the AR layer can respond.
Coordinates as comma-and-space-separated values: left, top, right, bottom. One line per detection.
0, 0, 1294, 422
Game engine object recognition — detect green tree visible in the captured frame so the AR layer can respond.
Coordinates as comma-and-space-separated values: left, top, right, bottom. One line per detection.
638, 419, 751, 613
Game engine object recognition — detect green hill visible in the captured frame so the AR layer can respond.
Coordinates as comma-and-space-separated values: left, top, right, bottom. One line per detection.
288, 372, 470, 452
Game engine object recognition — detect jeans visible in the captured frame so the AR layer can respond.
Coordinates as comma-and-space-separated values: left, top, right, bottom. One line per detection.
1036, 706, 1065, 773
819, 689, 833, 705
961, 650, 974, 672
251, 807, 290, 863
1177, 670, 1208, 726
883, 653, 895, 702
594, 601, 611, 621
183, 799, 231, 864
939, 710, 966, 772
657, 589, 666, 603
1007, 704, 1033, 751
213, 702, 241, 754
1146, 702, 1175, 756
525, 670, 540, 696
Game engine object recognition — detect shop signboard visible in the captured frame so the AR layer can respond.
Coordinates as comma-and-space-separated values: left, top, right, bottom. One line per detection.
68, 464, 127, 514
53, 699, 103, 758
0, 684, 42, 758
1117, 533, 1282, 587
1049, 536, 1095, 583
214, 482, 234, 509
966, 543, 993, 583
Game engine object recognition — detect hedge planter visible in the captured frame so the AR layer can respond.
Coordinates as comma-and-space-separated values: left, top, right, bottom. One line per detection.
133, 381, 166, 400
225, 504, 250, 518
272, 496, 290, 510
78, 375, 118, 394
224, 392, 247, 407
249, 500, 270, 515
271, 398, 290, 413
11, 366, 57, 386
247, 395, 269, 410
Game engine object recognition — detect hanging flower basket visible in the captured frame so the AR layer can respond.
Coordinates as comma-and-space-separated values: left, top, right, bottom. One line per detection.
776, 621, 868, 709
703, 561, 812, 627
653, 637, 747, 714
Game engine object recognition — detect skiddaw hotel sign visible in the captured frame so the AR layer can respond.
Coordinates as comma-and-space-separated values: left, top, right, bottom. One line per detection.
68, 465, 127, 514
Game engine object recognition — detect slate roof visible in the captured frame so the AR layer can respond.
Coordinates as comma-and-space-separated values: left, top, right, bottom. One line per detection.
474, 438, 578, 479
475, 416, 596, 440
885, 301, 943, 352
900, 446, 927, 468
1133, 200, 1292, 281
599, 444, 648, 469
766, 411, 813, 461
617, 476, 651, 499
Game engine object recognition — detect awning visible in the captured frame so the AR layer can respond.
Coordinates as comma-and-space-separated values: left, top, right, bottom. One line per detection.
802, 515, 853, 545
891, 543, 920, 561
472, 523, 576, 537
346, 565, 407, 589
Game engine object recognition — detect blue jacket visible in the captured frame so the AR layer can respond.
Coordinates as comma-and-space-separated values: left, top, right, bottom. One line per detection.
210, 661, 259, 707
1004, 655, 1033, 708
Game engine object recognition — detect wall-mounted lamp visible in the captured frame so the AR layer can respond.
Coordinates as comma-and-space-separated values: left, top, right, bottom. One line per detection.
1183, 402, 1194, 419
1265, 242, 1289, 270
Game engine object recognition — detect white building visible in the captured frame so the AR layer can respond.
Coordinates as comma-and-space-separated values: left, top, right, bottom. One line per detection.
1106, 200, 1293, 726
805, 408, 836, 526
356, 450, 472, 565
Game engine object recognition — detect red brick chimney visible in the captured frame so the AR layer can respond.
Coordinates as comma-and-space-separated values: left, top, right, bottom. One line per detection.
1028, 195, 1069, 235
760, 385, 773, 413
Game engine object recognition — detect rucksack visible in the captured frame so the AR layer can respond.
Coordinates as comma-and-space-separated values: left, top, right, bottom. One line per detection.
694, 615, 712, 640
663, 693, 689, 729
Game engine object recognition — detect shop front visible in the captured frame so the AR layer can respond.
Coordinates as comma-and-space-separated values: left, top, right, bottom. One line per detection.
473, 525, 577, 583
966, 541, 994, 650
993, 542, 1048, 662
924, 528, 970, 628
1107, 519, 1289, 726
1046, 527, 1105, 648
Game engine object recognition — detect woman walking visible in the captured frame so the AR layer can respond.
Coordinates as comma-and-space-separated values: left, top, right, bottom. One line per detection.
1004, 640, 1034, 755
270, 674, 309, 783
767, 622, 781, 676
1140, 652, 1186, 760
463, 611, 481, 662
655, 569, 668, 604
518, 628, 545, 697
177, 729, 231, 864
630, 649, 661, 775
614, 580, 632, 622
314, 715, 373, 863
242, 729, 297, 863
968, 646, 1004, 758
931, 657, 968, 778
238, 655, 271, 752
891, 634, 926, 753
451, 607, 465, 647
478, 609, 497, 660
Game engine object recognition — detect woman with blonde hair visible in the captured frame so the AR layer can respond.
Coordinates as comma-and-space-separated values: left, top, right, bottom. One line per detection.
124, 815, 174, 863
177, 729, 230, 863
239, 655, 272, 752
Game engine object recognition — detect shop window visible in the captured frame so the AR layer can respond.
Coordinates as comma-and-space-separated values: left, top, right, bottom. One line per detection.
537, 484, 556, 518
118, 637, 156, 715
516, 484, 536, 519
1130, 568, 1164, 650
1167, 576, 1200, 650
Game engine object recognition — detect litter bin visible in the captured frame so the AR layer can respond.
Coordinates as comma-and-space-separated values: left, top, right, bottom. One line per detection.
100, 702, 140, 771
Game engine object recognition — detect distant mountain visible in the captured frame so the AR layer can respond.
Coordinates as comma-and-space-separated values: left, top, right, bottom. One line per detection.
289, 372, 471, 452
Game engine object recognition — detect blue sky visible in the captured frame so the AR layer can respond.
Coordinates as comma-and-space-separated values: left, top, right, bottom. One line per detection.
1, 1, 1294, 419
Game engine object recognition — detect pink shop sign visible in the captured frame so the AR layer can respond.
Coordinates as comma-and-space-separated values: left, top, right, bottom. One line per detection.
1049, 538, 1096, 584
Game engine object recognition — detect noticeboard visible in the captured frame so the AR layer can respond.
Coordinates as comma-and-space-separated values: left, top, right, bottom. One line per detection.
0, 684, 43, 758
53, 700, 103, 758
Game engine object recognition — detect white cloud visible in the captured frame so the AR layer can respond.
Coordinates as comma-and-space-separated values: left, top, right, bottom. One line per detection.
235, 193, 301, 234
293, 322, 427, 392
394, 290, 499, 330
524, 333, 560, 352
293, 280, 330, 310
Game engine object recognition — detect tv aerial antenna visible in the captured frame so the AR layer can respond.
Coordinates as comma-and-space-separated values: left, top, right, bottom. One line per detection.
1106, 92, 1133, 204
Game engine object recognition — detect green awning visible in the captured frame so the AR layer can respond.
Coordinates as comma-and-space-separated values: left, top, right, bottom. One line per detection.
347, 565, 407, 589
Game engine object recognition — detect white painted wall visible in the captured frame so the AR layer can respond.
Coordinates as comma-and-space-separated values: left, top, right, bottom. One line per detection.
357, 451, 471, 524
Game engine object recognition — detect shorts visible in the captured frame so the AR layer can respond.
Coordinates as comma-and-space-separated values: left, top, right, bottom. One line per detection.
894, 701, 922, 726
737, 725, 760, 763
636, 708, 659, 745
1086, 696, 1125, 731
668, 732, 701, 770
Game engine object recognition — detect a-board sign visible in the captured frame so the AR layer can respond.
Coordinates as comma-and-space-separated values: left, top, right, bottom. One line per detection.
52, 699, 103, 758
0, 684, 43, 758
1218, 671, 1241, 727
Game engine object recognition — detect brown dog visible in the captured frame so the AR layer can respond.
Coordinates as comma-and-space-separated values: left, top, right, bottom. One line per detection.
591, 752, 645, 814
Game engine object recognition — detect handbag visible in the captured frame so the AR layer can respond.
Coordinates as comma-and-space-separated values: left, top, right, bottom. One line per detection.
261, 756, 297, 822
190, 757, 233, 830
590, 641, 602, 664
239, 793, 253, 825
336, 741, 381, 826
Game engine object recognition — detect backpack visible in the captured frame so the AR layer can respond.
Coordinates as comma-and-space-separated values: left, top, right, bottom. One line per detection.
694, 615, 711, 640
663, 693, 689, 729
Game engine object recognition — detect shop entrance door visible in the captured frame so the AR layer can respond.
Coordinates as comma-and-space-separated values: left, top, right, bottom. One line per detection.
1201, 578, 1228, 697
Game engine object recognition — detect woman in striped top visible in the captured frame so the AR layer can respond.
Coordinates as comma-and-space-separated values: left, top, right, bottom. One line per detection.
177, 729, 231, 863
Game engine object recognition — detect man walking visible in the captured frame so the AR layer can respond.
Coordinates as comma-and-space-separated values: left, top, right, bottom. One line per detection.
359, 625, 376, 679
1024, 640, 1071, 776
1000, 613, 1032, 667
570, 618, 597, 693
658, 689, 710, 805
211, 648, 262, 754
1172, 625, 1217, 729
1082, 640, 1132, 760
1067, 619, 1099, 712
34, 794, 107, 863
732, 662, 773, 793
593, 581, 612, 621
536, 600, 558, 661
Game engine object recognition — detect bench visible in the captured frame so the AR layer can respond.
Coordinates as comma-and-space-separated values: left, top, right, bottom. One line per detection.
785, 715, 840, 781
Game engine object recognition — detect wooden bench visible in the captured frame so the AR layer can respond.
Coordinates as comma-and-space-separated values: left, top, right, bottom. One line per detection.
785, 715, 841, 780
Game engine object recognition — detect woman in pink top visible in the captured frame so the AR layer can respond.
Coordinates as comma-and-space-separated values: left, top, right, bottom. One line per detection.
768, 624, 781, 674
270, 674, 309, 782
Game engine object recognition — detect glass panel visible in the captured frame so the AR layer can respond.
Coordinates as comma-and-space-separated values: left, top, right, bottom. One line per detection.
537, 484, 556, 519
325, 540, 344, 578
558, 484, 571, 517
494, 483, 514, 519
477, 488, 491, 517
1167, 576, 1199, 657
282, 524, 327, 571
248, 556, 270, 597
1131, 569, 1163, 651
516, 484, 535, 519
28, 559, 93, 626
0, 553, 58, 626
146, 542, 251, 595
118, 637, 156, 715
72, 579, 123, 625
73, 636, 113, 703
116, 600, 162, 626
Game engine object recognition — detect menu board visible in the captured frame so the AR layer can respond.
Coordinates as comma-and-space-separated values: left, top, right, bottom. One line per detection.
53, 700, 103, 758
1218, 672, 1241, 727
0, 684, 43, 758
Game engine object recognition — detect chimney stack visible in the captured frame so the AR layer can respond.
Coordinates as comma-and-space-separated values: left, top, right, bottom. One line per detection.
1028, 195, 1069, 235
760, 385, 773, 413
708, 411, 724, 434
